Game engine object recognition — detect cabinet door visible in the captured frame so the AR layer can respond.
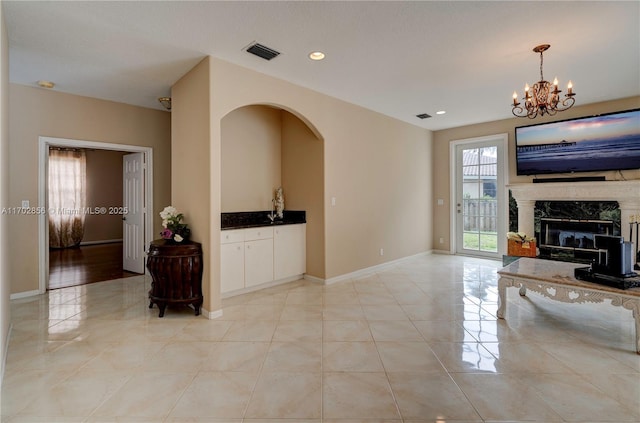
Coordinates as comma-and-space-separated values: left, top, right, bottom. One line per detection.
221, 242, 244, 293
274, 224, 306, 280
245, 238, 274, 287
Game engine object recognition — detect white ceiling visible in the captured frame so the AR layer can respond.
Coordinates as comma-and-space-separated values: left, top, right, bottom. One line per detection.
4, 1, 639, 131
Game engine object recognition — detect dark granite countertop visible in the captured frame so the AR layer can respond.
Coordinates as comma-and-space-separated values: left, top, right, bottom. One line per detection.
221, 210, 306, 230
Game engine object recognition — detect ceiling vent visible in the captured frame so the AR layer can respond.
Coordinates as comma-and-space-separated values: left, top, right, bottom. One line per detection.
245, 42, 281, 61
416, 113, 432, 119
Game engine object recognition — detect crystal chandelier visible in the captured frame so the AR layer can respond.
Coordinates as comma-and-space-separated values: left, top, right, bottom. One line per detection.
512, 44, 575, 118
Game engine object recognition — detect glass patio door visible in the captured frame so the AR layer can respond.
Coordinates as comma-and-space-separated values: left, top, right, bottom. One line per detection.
454, 137, 506, 258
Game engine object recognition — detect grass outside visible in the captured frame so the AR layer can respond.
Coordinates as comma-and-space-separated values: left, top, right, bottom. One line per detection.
463, 231, 498, 252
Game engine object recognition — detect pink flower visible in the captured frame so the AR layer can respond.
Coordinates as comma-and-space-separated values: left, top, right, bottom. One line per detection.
160, 228, 173, 239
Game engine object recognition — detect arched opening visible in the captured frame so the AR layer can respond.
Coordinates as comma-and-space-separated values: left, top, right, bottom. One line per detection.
220, 104, 325, 280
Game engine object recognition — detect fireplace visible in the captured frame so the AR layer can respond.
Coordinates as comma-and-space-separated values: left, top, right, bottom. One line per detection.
508, 180, 640, 266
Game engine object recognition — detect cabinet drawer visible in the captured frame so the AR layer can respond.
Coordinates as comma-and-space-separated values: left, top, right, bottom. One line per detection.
244, 227, 273, 241
221, 229, 244, 244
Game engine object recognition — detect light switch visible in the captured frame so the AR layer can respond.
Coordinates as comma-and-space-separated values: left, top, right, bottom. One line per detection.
437, 199, 444, 206
331, 197, 336, 206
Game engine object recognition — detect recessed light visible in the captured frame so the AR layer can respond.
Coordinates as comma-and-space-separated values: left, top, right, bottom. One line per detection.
309, 51, 325, 61
37, 80, 55, 89
436, 110, 446, 115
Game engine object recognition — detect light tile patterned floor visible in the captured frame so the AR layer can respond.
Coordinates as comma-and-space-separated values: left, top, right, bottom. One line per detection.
2, 254, 639, 422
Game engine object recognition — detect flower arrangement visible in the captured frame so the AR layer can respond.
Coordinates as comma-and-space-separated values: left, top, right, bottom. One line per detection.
159, 206, 190, 243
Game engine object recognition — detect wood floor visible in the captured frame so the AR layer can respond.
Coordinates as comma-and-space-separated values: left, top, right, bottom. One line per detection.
48, 242, 140, 290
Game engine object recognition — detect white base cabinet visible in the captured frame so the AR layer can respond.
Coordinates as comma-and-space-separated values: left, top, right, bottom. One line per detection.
220, 242, 244, 293
274, 224, 306, 280
220, 224, 306, 295
245, 238, 274, 287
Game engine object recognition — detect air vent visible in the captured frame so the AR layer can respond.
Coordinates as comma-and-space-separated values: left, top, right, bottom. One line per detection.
245, 43, 281, 61
416, 113, 432, 119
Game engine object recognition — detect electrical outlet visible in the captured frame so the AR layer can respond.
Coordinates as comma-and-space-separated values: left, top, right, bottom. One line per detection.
379, 248, 384, 256
21, 200, 29, 208
439, 237, 444, 244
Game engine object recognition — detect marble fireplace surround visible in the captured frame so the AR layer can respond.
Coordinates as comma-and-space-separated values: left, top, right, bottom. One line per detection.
508, 180, 640, 241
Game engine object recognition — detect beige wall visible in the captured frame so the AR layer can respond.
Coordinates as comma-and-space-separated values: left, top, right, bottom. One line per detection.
282, 110, 325, 279
84, 149, 126, 243
432, 96, 640, 252
171, 57, 215, 312
8, 84, 171, 294
219, 105, 326, 278
172, 56, 431, 312
1, 0, 11, 381
221, 105, 282, 212
208, 57, 431, 290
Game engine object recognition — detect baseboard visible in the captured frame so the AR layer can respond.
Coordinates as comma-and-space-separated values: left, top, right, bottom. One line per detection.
79, 239, 123, 246
10, 289, 40, 300
324, 251, 432, 285
432, 249, 454, 255
221, 275, 304, 299
303, 274, 325, 284
200, 308, 223, 320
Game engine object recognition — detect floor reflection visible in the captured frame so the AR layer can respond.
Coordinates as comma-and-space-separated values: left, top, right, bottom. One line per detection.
460, 341, 497, 373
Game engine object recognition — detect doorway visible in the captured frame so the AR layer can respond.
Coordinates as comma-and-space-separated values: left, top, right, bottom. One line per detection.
450, 134, 508, 259
38, 137, 154, 293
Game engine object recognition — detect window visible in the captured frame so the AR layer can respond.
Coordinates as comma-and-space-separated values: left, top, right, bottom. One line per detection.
48, 148, 86, 248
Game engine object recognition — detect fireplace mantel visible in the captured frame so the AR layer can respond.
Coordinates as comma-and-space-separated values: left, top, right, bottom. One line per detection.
508, 180, 640, 241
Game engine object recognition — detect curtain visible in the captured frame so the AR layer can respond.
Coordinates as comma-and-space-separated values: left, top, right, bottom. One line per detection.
48, 148, 87, 248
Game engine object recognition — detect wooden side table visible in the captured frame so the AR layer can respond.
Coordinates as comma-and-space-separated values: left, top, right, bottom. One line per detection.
147, 239, 204, 317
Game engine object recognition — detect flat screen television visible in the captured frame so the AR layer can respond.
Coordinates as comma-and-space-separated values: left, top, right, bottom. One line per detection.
515, 108, 640, 176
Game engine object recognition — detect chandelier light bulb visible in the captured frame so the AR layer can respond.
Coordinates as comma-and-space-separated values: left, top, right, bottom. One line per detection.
511, 44, 576, 118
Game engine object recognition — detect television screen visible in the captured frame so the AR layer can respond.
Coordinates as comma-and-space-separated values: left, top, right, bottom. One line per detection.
515, 109, 640, 175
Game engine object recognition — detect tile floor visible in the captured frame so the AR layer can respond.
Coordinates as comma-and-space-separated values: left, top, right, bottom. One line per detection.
2, 254, 639, 422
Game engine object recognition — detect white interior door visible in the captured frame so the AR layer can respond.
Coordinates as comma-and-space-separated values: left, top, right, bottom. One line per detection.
123, 152, 145, 273
453, 135, 507, 259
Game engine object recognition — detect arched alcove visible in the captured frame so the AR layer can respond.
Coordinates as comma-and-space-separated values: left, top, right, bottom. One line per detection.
220, 104, 325, 279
